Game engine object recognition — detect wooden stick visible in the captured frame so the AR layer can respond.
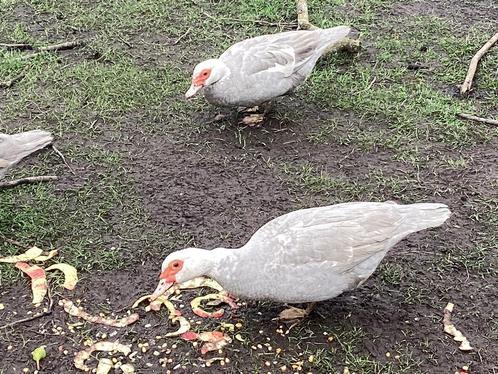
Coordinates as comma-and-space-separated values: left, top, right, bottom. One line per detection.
37, 40, 83, 52
296, 0, 318, 30
0, 175, 58, 189
460, 32, 498, 95
457, 113, 498, 126
0, 234, 27, 248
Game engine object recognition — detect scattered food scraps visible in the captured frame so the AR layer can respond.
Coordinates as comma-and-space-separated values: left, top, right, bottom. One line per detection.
74, 341, 131, 371
15, 262, 48, 305
443, 302, 474, 351
46, 263, 78, 290
455, 365, 469, 374
96, 358, 113, 374
60, 299, 139, 327
165, 316, 191, 337
31, 345, 46, 370
120, 364, 135, 374
204, 357, 225, 367
198, 331, 232, 355
34, 249, 59, 262
0, 247, 43, 263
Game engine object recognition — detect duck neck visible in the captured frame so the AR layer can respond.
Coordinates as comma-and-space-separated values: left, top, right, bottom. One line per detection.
206, 247, 242, 287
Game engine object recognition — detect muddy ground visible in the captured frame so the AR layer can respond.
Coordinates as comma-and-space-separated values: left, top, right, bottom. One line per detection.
1, 0, 497, 373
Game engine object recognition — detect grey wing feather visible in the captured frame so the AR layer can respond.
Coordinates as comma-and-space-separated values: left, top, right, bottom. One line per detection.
221, 30, 326, 77
243, 202, 437, 270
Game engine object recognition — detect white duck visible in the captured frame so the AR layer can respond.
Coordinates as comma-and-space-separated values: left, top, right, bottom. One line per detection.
185, 26, 355, 118
153, 202, 450, 319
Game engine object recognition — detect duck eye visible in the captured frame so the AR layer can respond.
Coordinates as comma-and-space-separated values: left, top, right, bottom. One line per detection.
172, 262, 179, 268
203, 71, 208, 76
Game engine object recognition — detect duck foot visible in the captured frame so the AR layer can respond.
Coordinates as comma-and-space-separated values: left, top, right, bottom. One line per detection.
237, 102, 273, 127
278, 302, 316, 322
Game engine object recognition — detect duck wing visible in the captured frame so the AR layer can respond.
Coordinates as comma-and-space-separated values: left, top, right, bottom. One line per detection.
220, 30, 328, 78
244, 202, 450, 271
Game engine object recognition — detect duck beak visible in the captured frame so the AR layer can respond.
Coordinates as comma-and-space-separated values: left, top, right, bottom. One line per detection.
151, 279, 174, 300
185, 83, 202, 99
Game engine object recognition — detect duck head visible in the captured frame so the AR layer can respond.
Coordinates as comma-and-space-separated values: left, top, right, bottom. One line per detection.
185, 59, 229, 99
152, 247, 213, 299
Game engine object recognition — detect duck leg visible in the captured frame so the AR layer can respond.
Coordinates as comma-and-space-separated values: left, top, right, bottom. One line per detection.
278, 302, 316, 321
238, 102, 273, 126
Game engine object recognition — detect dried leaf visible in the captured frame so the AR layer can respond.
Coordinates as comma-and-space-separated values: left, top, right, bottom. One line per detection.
443, 302, 474, 351
74, 341, 131, 371
34, 249, 59, 262
15, 262, 48, 305
31, 345, 46, 370
0, 247, 43, 263
96, 358, 113, 374
46, 263, 78, 290
60, 299, 139, 327
165, 316, 191, 337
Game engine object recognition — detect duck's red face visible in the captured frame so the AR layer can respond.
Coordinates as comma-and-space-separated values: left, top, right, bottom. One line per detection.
185, 68, 212, 98
151, 259, 184, 299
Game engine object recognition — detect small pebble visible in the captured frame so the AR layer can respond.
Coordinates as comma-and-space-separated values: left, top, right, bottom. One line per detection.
153, 351, 160, 356
385, 352, 391, 358
265, 361, 271, 367
145, 324, 151, 328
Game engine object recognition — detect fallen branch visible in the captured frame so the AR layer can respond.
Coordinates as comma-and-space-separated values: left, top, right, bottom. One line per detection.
460, 32, 498, 95
0, 175, 58, 189
297, 0, 318, 30
457, 113, 498, 126
0, 71, 26, 89
0, 288, 53, 330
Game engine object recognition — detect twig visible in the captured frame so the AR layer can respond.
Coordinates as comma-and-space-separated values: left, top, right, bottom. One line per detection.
0, 234, 27, 248
296, 0, 318, 30
0, 43, 33, 50
51, 145, 75, 175
0, 71, 26, 88
19, 40, 86, 60
172, 27, 192, 45
0, 288, 54, 330
0, 175, 58, 189
37, 40, 83, 52
460, 32, 498, 95
457, 113, 498, 126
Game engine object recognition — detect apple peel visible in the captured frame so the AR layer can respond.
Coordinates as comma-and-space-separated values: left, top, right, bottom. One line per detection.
165, 316, 191, 337
180, 330, 231, 354
15, 262, 48, 305
191, 292, 238, 319
60, 299, 139, 327
443, 302, 474, 351
46, 263, 78, 290
34, 249, 59, 262
1, 247, 43, 263
132, 294, 180, 318
74, 340, 131, 371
